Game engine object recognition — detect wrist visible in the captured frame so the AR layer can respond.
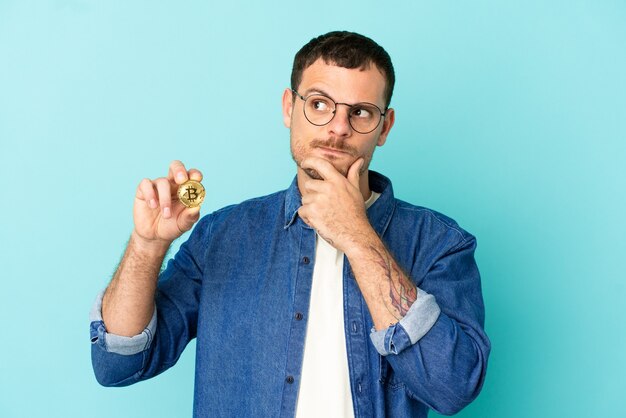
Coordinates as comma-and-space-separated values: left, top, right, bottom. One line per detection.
130, 230, 171, 257
344, 225, 381, 259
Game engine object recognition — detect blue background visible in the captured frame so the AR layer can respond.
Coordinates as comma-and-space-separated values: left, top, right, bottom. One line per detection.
1, 1, 625, 417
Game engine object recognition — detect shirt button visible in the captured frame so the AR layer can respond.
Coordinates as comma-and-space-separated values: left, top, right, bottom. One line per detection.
295, 312, 303, 321
302, 256, 310, 264
286, 375, 295, 384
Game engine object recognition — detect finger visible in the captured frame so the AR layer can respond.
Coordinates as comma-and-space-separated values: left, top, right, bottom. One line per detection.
301, 157, 342, 181
168, 160, 189, 184
347, 158, 364, 189
137, 178, 158, 209
301, 178, 330, 194
177, 207, 201, 232
301, 192, 330, 208
301, 193, 314, 205
297, 206, 313, 227
154, 178, 173, 218
188, 168, 203, 182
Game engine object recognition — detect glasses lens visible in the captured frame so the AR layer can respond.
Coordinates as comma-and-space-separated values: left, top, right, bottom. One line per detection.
304, 95, 335, 125
349, 104, 382, 133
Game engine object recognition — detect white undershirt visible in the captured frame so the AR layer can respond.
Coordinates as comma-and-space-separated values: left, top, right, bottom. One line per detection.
295, 191, 380, 418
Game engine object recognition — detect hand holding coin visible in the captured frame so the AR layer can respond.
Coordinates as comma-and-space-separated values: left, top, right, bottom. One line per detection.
133, 160, 204, 244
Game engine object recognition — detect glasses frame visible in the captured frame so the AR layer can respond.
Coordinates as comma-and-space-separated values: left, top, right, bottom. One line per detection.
291, 89, 387, 134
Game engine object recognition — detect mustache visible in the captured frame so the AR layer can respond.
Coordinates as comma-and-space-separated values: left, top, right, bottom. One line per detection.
310, 138, 357, 155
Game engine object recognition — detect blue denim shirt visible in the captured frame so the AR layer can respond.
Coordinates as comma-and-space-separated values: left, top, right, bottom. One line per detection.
90, 171, 490, 417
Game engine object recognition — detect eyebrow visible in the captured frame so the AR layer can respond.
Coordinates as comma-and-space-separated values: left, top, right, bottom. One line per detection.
301, 87, 384, 109
302, 87, 334, 99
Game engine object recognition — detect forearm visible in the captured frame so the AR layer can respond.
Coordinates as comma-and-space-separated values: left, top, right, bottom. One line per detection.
102, 231, 170, 336
346, 230, 418, 331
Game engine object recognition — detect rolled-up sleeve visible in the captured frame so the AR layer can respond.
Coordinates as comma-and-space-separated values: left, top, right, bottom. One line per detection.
89, 290, 157, 356
369, 290, 441, 356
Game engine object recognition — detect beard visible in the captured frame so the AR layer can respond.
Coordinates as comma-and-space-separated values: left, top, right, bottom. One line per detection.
290, 134, 372, 180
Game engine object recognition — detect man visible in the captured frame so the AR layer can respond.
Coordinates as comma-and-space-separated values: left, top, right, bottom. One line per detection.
90, 31, 490, 417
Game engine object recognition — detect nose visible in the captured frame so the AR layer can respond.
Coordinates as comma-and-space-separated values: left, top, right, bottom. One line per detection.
326, 105, 353, 137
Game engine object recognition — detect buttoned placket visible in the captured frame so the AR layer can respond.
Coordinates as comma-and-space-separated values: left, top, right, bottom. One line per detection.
279, 222, 316, 417
343, 259, 374, 418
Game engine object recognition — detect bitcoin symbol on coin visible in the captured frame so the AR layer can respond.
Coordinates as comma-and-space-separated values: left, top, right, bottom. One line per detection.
178, 180, 206, 208
185, 186, 198, 202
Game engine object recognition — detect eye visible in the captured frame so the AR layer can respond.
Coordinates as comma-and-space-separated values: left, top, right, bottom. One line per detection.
351, 106, 373, 119
310, 97, 332, 112
313, 101, 327, 111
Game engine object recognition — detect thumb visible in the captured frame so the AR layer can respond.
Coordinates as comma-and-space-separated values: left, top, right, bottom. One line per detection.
347, 158, 364, 189
178, 207, 201, 233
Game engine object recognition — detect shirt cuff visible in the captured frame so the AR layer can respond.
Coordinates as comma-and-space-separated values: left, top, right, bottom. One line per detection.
369, 289, 441, 356
89, 289, 157, 356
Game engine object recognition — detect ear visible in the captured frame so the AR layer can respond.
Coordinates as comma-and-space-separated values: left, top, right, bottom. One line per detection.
282, 88, 294, 128
377, 107, 395, 146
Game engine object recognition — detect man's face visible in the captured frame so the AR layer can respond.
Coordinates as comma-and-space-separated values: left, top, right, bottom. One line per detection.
282, 59, 395, 181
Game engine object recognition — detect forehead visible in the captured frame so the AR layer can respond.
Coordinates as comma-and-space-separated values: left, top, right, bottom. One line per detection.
298, 58, 387, 106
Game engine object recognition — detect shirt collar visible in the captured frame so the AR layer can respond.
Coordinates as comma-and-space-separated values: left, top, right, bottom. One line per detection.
283, 170, 396, 237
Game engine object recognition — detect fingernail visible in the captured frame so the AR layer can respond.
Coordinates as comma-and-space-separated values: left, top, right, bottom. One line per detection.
163, 207, 171, 218
176, 173, 186, 182
149, 199, 157, 209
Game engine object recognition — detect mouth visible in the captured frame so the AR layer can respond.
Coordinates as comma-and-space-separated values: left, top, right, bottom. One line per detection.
316, 146, 352, 157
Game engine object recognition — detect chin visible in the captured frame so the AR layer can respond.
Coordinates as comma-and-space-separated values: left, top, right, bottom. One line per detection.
326, 161, 350, 177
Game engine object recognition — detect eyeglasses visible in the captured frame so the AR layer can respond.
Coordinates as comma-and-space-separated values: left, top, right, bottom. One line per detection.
291, 89, 387, 134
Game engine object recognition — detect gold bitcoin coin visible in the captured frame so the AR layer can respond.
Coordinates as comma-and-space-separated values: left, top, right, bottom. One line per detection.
177, 180, 206, 208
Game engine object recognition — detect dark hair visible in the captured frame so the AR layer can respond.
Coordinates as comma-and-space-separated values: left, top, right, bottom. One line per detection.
291, 31, 395, 108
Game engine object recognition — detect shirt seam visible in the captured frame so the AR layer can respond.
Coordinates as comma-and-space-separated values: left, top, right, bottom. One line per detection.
395, 203, 470, 242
